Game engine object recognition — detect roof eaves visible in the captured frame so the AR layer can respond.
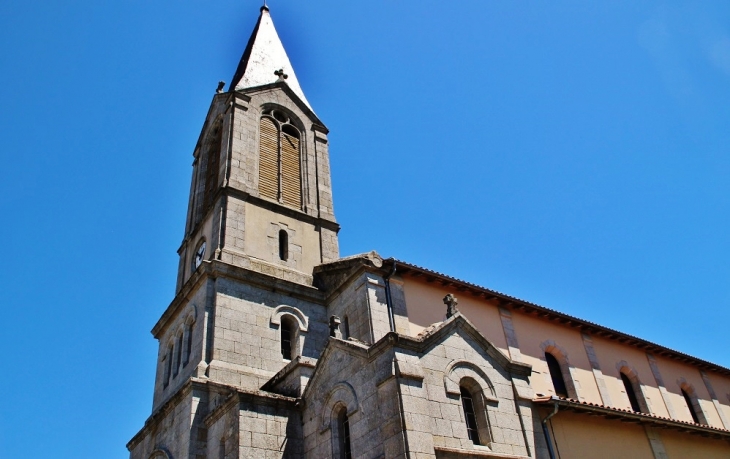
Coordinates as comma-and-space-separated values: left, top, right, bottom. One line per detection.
393, 258, 730, 376
534, 396, 730, 438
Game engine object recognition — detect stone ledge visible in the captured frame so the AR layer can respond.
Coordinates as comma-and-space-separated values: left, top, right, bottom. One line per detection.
152, 257, 326, 338
434, 446, 528, 459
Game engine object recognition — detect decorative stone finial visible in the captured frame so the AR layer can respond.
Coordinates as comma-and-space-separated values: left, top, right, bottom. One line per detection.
444, 294, 459, 318
329, 315, 341, 337
216, 81, 225, 94
274, 68, 288, 82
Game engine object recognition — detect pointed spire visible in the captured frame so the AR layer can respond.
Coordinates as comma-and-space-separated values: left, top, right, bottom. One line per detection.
229, 6, 312, 111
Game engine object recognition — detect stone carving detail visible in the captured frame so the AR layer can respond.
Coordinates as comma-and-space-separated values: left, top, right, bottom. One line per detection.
443, 294, 459, 318
329, 315, 341, 337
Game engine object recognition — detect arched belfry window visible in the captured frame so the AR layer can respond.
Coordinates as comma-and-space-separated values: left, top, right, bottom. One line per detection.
259, 109, 302, 209
545, 352, 569, 398
203, 120, 223, 210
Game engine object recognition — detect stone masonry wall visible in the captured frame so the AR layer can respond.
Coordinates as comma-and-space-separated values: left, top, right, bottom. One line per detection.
129, 389, 197, 459
326, 272, 373, 344
301, 323, 541, 459
208, 277, 329, 391
228, 88, 336, 226
238, 395, 303, 458
302, 341, 403, 458
153, 283, 209, 409
412, 330, 535, 458
207, 399, 240, 459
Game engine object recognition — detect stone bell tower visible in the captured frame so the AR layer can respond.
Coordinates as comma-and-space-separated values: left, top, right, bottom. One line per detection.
128, 6, 340, 458
176, 4, 339, 293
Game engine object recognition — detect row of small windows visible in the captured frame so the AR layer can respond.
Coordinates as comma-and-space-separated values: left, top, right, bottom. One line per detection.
163, 321, 195, 388
544, 349, 706, 424
326, 357, 711, 454
188, 118, 223, 231
258, 109, 302, 209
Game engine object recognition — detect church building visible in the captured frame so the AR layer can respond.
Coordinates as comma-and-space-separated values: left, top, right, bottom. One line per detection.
127, 7, 730, 459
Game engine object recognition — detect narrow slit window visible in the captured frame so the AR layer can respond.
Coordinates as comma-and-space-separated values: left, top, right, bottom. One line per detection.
682, 388, 701, 424
337, 407, 352, 459
279, 229, 289, 261
460, 386, 481, 445
164, 346, 173, 388
203, 122, 222, 210
621, 372, 641, 412
174, 334, 182, 377
342, 316, 350, 340
545, 352, 569, 398
281, 319, 293, 360
184, 322, 194, 366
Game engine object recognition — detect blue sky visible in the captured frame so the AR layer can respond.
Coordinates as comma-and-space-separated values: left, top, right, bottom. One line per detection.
1, 1, 729, 457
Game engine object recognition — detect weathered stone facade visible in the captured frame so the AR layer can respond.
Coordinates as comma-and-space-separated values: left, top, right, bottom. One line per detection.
129, 6, 730, 459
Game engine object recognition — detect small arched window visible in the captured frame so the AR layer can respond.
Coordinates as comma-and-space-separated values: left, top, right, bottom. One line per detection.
258, 109, 302, 209
336, 406, 352, 459
184, 321, 194, 367
279, 229, 289, 261
456, 377, 492, 446
280, 316, 296, 361
460, 386, 481, 445
173, 333, 183, 377
545, 352, 569, 398
621, 372, 641, 412
681, 388, 701, 424
163, 344, 173, 388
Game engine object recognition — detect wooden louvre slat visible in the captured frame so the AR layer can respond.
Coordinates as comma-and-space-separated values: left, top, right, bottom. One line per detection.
258, 117, 279, 200
280, 132, 301, 208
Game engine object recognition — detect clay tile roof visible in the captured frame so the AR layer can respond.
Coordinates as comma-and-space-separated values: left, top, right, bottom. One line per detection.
533, 395, 730, 437
392, 258, 730, 376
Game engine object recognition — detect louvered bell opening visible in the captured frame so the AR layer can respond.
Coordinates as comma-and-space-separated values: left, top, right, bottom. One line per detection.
280, 128, 301, 209
258, 117, 279, 201
202, 124, 221, 209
